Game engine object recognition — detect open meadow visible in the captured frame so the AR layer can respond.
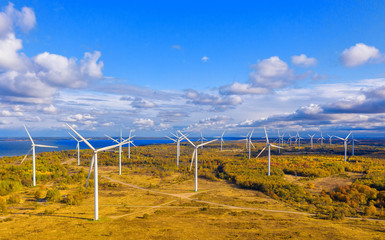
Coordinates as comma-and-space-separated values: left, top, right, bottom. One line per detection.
0, 141, 385, 239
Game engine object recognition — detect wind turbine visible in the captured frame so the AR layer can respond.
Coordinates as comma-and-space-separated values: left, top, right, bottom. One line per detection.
256, 127, 283, 176
67, 131, 91, 166
241, 131, 250, 149
214, 131, 226, 152
328, 135, 333, 145
296, 131, 303, 150
198, 131, 207, 146
248, 129, 255, 159
66, 123, 132, 220
125, 130, 136, 159
318, 129, 325, 146
277, 129, 285, 154
335, 131, 352, 162
105, 129, 124, 175
351, 132, 359, 156
22, 125, 58, 186
166, 131, 185, 167
308, 134, 315, 149
288, 134, 294, 146
178, 131, 217, 192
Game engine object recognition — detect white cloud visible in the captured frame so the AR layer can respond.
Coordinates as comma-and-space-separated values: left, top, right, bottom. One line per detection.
5, 3, 36, 33
201, 56, 209, 62
185, 89, 243, 109
340, 43, 381, 67
1, 109, 23, 116
249, 56, 295, 89
133, 118, 154, 129
42, 104, 57, 114
62, 113, 94, 122
291, 54, 317, 67
0, 33, 25, 70
131, 97, 156, 108
80, 51, 104, 78
0, 3, 104, 105
219, 82, 269, 95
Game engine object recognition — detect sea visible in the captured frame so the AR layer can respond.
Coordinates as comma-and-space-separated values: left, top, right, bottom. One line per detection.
0, 137, 241, 157
0, 138, 176, 157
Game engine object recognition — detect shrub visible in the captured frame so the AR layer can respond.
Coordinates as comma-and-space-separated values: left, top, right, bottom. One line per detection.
45, 188, 61, 202
34, 190, 44, 200
7, 193, 21, 204
365, 205, 378, 217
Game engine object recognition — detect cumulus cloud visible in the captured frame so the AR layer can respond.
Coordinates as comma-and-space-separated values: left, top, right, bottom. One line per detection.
291, 54, 317, 67
184, 89, 243, 110
1, 109, 23, 116
133, 118, 154, 129
219, 82, 269, 95
42, 104, 57, 114
249, 56, 295, 89
157, 110, 189, 122
201, 56, 209, 62
131, 97, 156, 108
62, 113, 94, 122
186, 115, 232, 131
340, 43, 381, 67
0, 3, 104, 104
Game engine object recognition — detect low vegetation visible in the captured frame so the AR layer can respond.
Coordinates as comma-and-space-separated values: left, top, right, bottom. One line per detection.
0, 140, 384, 238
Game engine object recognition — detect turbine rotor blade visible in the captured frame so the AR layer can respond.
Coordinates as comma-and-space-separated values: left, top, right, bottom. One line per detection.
346, 131, 352, 140
166, 136, 177, 142
34, 144, 58, 148
256, 146, 267, 159
105, 134, 119, 144
190, 149, 196, 171
96, 139, 132, 152
85, 155, 95, 188
21, 147, 33, 163
66, 123, 95, 151
24, 125, 34, 145
197, 139, 217, 148
178, 131, 195, 147
270, 144, 284, 149
67, 131, 79, 142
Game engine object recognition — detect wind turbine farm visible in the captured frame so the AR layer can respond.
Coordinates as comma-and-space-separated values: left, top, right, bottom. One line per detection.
2, 1, 385, 239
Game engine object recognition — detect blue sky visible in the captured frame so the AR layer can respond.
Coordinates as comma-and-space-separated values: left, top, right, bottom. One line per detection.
1, 1, 385, 137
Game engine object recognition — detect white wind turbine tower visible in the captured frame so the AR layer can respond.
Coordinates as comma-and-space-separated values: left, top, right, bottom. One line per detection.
241, 131, 250, 149
256, 127, 283, 176
215, 131, 225, 152
248, 129, 255, 159
351, 132, 359, 156
66, 123, 132, 221
288, 134, 294, 146
199, 131, 207, 146
308, 134, 315, 149
318, 129, 325, 146
296, 131, 303, 150
277, 129, 285, 154
22, 125, 58, 187
328, 134, 334, 145
335, 131, 352, 162
178, 131, 217, 192
166, 131, 185, 167
105, 129, 124, 175
67, 131, 90, 166
125, 130, 136, 159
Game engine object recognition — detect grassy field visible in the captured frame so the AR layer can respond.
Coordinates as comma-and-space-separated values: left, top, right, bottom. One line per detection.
1, 141, 385, 239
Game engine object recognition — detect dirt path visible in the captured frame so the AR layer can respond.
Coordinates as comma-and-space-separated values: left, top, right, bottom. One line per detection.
102, 175, 315, 218
102, 175, 385, 222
